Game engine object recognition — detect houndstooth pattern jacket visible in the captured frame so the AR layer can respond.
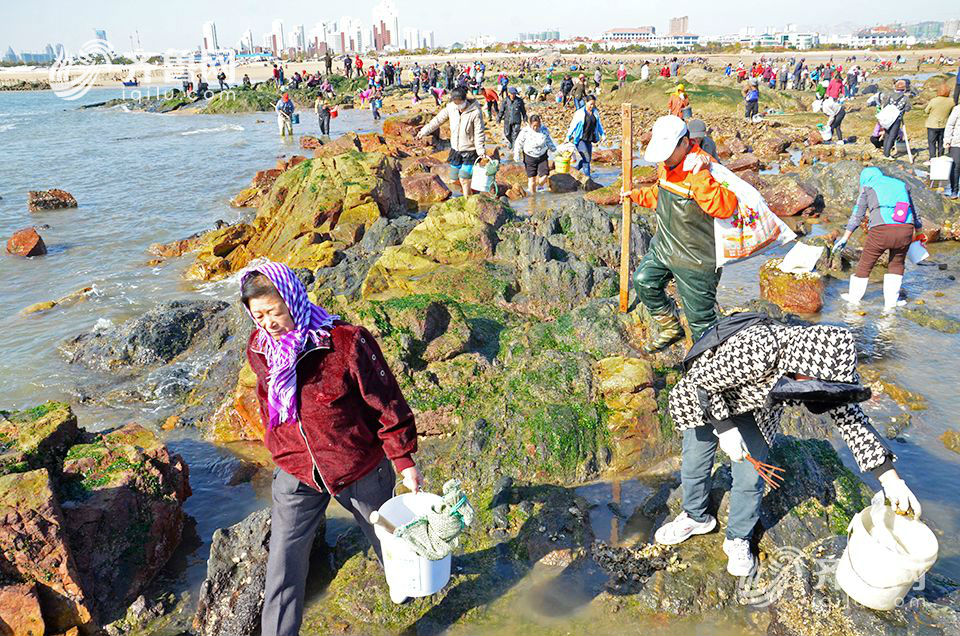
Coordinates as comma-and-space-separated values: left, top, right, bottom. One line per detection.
669, 323, 894, 475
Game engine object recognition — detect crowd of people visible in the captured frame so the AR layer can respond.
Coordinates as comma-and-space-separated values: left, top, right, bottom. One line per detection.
231, 50, 960, 636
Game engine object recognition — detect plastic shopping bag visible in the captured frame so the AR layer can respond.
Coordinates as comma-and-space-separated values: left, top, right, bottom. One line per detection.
876, 104, 900, 130
470, 159, 496, 193
708, 162, 797, 266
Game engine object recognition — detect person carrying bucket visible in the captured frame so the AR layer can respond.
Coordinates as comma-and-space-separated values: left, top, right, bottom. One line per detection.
658, 314, 922, 577
416, 86, 486, 197
240, 261, 423, 636
834, 167, 922, 311
275, 93, 295, 137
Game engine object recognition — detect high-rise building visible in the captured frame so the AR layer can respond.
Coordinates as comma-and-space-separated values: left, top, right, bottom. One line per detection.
240, 29, 254, 52
372, 0, 400, 49
3, 46, 18, 63
669, 16, 689, 36
944, 19, 960, 39
905, 21, 943, 41
271, 19, 285, 54
94, 28, 108, 42
294, 24, 306, 51
403, 27, 421, 50
202, 21, 219, 51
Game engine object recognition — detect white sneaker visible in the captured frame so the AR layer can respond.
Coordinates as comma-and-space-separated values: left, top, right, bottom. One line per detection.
722, 538, 758, 577
654, 511, 717, 545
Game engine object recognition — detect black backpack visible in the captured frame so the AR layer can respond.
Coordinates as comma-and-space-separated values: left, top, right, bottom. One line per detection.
682, 312, 777, 372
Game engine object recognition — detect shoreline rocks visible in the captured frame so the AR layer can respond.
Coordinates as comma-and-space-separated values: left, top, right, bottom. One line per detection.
6, 227, 46, 257
28, 189, 77, 212
0, 403, 190, 632
759, 258, 825, 314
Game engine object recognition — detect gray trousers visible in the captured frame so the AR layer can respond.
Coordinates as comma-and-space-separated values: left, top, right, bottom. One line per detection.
261, 458, 395, 636
681, 413, 770, 540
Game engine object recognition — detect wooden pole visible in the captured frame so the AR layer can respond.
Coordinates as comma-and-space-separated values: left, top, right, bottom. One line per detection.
903, 124, 914, 164
619, 103, 633, 313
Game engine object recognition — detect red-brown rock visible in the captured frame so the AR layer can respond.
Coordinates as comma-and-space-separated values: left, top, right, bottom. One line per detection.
399, 155, 443, 176
252, 168, 282, 190
807, 130, 823, 146
299, 134, 322, 150
27, 189, 77, 213
383, 113, 426, 139
591, 148, 622, 165
0, 469, 97, 634
724, 136, 748, 155
357, 132, 397, 155
760, 258, 825, 314
724, 153, 760, 173
6, 228, 46, 257
60, 424, 191, 620
312, 132, 362, 158
402, 173, 452, 206
0, 583, 45, 636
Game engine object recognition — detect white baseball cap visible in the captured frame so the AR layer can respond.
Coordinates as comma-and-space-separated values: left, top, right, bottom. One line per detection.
644, 115, 689, 163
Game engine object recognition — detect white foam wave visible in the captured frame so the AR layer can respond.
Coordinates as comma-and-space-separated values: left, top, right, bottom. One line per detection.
0, 123, 16, 132
180, 123, 244, 136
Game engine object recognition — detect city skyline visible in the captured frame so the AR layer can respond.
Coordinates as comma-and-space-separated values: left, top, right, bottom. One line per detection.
3, 0, 960, 54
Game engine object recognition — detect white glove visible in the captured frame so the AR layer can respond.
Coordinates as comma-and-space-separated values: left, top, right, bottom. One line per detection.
878, 470, 922, 516
716, 427, 748, 463
682, 152, 707, 174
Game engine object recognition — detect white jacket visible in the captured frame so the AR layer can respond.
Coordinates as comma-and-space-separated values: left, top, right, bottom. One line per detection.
419, 99, 486, 154
945, 104, 960, 149
513, 125, 556, 161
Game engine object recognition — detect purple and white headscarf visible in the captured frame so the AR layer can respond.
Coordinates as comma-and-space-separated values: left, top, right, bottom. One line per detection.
240, 260, 339, 430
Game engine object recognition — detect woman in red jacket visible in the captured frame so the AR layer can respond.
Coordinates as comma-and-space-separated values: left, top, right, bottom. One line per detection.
241, 260, 421, 636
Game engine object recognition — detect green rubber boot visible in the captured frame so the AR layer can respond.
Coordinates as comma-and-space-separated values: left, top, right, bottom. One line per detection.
643, 312, 685, 354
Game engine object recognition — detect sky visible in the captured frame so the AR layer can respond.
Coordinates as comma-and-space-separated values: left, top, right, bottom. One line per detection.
3, 0, 959, 53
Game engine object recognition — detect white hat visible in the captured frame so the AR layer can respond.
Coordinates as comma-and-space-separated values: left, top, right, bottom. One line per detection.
644, 115, 688, 163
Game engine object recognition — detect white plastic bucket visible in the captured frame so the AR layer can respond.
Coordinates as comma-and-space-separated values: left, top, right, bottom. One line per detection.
835, 500, 938, 610
374, 492, 452, 604
907, 240, 929, 265
930, 156, 953, 181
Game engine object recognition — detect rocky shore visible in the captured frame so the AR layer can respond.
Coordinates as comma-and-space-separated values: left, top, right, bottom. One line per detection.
4, 63, 960, 636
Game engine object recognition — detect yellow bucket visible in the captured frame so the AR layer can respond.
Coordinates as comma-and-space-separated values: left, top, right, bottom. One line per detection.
555, 152, 572, 174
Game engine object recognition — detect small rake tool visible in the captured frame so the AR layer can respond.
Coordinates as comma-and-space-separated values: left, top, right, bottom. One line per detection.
746, 454, 786, 490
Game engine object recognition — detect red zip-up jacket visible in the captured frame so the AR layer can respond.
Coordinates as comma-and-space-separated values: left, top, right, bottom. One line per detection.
247, 322, 417, 495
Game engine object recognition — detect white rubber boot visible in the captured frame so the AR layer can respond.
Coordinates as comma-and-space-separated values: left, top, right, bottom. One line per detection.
841, 276, 869, 304
883, 274, 906, 310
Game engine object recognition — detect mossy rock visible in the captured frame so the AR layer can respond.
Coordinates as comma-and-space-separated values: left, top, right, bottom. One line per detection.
0, 402, 77, 477
361, 195, 515, 302
187, 152, 405, 281
200, 89, 277, 114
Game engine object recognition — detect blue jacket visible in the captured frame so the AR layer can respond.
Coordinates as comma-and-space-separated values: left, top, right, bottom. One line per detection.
845, 167, 921, 232
565, 107, 604, 145
275, 98, 294, 115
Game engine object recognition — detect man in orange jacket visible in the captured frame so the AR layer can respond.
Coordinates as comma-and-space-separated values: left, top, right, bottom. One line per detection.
622, 115, 739, 353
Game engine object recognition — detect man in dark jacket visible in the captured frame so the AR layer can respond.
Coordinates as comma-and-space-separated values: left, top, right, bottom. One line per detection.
445, 62, 456, 90
324, 50, 333, 75
561, 75, 574, 106
498, 87, 527, 149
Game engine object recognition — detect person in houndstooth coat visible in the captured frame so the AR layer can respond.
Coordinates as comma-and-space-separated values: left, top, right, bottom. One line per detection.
654, 320, 923, 577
